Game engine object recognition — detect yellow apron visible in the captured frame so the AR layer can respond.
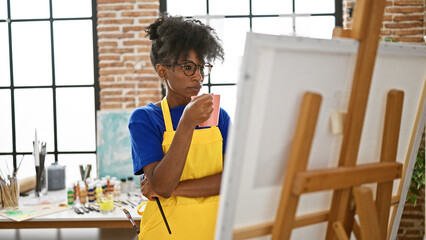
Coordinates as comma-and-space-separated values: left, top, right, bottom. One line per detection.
137, 98, 223, 240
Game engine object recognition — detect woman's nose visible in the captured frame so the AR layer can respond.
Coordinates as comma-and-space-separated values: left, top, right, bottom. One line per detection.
194, 67, 204, 82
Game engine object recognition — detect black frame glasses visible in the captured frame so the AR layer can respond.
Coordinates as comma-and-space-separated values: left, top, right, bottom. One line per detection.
162, 61, 213, 78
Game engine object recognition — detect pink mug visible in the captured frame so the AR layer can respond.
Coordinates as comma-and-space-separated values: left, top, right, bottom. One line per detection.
191, 94, 220, 127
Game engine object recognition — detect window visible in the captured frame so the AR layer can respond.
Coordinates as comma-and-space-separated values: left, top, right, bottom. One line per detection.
163, 0, 342, 119
0, 0, 99, 187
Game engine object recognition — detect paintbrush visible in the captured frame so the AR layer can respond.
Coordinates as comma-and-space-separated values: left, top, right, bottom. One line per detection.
13, 154, 25, 177
154, 197, 172, 234
122, 208, 140, 234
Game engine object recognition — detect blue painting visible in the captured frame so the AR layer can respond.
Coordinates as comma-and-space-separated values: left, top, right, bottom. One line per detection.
97, 111, 133, 180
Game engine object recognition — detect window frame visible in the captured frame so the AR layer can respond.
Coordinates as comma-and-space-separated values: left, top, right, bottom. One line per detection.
0, 0, 100, 170
159, 0, 342, 95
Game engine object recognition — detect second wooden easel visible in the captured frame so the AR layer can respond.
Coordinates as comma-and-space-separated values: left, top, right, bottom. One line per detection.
232, 0, 405, 239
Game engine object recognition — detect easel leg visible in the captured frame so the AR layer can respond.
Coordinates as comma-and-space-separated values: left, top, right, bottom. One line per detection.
354, 187, 382, 240
376, 90, 404, 239
327, 0, 388, 237
332, 222, 349, 240
271, 92, 322, 240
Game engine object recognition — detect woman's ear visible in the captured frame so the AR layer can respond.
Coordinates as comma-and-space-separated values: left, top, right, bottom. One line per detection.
156, 64, 167, 79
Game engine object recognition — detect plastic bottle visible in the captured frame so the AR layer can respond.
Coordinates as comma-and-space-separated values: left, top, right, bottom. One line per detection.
88, 183, 95, 203
120, 178, 128, 194
79, 184, 87, 204
114, 181, 121, 198
95, 183, 103, 203
102, 180, 108, 194
73, 182, 77, 201
127, 177, 135, 193
105, 175, 111, 190
67, 187, 74, 205
108, 178, 115, 193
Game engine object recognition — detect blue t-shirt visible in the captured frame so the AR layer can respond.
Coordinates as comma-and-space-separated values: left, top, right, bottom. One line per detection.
129, 103, 231, 175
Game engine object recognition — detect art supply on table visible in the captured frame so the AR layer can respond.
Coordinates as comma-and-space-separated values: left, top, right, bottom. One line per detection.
127, 177, 135, 192
33, 131, 48, 197
67, 187, 74, 205
86, 203, 100, 212
13, 154, 25, 178
78, 203, 90, 213
107, 179, 115, 193
101, 180, 108, 194
73, 183, 77, 200
73, 205, 84, 215
95, 183, 103, 203
0, 174, 19, 210
79, 184, 87, 204
155, 197, 172, 235
19, 176, 36, 194
47, 162, 65, 190
120, 178, 128, 193
88, 183, 95, 203
105, 175, 111, 189
125, 199, 137, 208
123, 208, 140, 234
114, 180, 121, 198
99, 193, 114, 212
79, 164, 92, 182
0, 203, 68, 221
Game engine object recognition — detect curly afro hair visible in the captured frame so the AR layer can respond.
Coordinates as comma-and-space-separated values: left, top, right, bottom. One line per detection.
145, 13, 224, 71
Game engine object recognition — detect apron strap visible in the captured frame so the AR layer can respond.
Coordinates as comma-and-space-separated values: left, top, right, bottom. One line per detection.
160, 97, 174, 132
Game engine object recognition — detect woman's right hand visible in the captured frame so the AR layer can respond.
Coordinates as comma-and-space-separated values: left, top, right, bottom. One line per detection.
182, 94, 214, 126
141, 177, 160, 201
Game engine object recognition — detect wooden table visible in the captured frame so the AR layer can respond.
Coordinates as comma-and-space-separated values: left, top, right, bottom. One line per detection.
0, 191, 142, 229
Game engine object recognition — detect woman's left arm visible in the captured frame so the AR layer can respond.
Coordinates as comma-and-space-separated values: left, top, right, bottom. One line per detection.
172, 153, 226, 198
171, 172, 222, 198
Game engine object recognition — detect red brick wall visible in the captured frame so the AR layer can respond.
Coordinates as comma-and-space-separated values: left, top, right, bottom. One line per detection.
398, 132, 426, 240
97, 0, 161, 110
343, 0, 425, 43
398, 188, 425, 239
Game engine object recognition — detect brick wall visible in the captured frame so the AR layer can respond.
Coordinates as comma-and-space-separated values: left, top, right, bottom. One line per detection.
398, 188, 425, 239
97, 0, 161, 110
398, 132, 426, 240
343, 0, 425, 43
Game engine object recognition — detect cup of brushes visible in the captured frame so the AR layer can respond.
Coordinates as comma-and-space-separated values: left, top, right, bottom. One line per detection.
33, 130, 48, 197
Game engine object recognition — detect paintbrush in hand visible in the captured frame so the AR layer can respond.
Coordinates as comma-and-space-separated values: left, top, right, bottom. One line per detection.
154, 197, 172, 235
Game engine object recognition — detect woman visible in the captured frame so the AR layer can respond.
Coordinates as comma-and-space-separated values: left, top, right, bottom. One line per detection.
128, 13, 230, 240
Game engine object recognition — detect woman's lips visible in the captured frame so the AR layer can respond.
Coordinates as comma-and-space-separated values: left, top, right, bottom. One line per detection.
188, 85, 201, 92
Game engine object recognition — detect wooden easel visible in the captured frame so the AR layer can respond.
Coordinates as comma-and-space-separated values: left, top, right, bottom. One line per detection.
232, 0, 405, 239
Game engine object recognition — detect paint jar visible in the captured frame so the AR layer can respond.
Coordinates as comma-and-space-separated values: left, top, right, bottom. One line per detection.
108, 180, 115, 194
102, 180, 108, 194
88, 183, 95, 203
67, 187, 74, 205
99, 193, 114, 213
95, 183, 103, 203
79, 184, 87, 204
127, 177, 135, 193
120, 178, 127, 193
114, 181, 121, 198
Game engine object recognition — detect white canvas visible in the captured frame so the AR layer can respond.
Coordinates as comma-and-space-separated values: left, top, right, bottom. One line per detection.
216, 32, 426, 240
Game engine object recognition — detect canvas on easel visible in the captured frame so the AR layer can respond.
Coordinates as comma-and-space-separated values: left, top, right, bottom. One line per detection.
215, 0, 426, 238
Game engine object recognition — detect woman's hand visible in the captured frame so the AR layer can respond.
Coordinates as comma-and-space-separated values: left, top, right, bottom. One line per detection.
182, 94, 214, 126
141, 176, 160, 201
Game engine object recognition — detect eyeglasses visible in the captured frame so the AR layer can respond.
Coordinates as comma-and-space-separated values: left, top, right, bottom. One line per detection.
162, 61, 213, 78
